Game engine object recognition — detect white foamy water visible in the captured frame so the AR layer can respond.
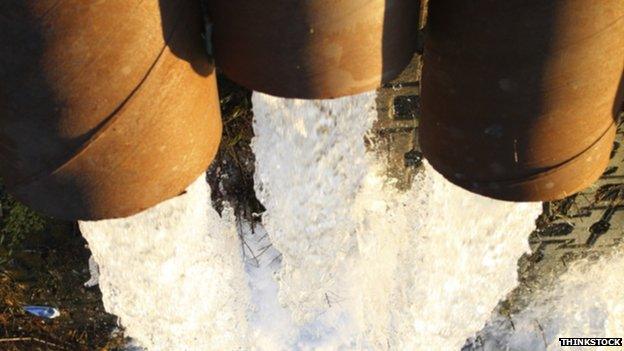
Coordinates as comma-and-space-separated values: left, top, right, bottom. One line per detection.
79, 91, 621, 351
250, 92, 542, 349
79, 177, 250, 351
469, 251, 624, 351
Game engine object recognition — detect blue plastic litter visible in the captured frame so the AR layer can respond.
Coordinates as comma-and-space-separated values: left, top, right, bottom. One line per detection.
23, 305, 60, 319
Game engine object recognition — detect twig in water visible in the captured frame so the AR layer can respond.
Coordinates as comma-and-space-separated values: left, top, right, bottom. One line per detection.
259, 232, 270, 242
256, 243, 274, 259
269, 253, 283, 266
505, 312, 515, 331
236, 215, 260, 267
535, 319, 548, 348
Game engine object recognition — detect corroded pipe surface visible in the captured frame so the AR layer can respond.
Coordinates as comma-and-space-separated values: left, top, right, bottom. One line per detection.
420, 0, 624, 201
0, 0, 222, 220
206, 0, 420, 99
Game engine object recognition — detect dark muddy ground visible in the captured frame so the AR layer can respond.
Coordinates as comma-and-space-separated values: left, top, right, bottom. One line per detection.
0, 191, 123, 350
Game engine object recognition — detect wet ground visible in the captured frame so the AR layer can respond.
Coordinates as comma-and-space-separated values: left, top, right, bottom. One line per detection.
0, 57, 622, 349
0, 199, 124, 350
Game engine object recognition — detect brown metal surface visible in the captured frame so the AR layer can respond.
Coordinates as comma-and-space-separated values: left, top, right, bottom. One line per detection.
0, 0, 222, 220
206, 0, 420, 99
420, 0, 624, 202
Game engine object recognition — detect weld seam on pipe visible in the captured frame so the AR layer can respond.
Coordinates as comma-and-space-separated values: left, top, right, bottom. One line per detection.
467, 122, 615, 185
9, 43, 170, 189
9, 3, 196, 189
445, 123, 616, 200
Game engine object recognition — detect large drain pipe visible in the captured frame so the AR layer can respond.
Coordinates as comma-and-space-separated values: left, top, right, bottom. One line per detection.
0, 0, 222, 220
420, 0, 624, 201
3, 0, 622, 219
205, 0, 420, 99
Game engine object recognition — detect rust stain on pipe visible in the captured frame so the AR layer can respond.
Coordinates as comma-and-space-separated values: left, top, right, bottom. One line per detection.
206, 0, 420, 99
420, 0, 624, 202
0, 0, 222, 220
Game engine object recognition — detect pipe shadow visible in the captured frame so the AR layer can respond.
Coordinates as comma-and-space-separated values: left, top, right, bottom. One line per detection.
0, 1, 63, 185
158, 0, 213, 77
614, 70, 624, 125
381, 0, 421, 87
0, 1, 89, 217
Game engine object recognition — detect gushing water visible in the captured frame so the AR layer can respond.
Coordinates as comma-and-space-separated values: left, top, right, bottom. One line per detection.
251, 92, 542, 349
79, 177, 249, 351
470, 250, 624, 351
79, 92, 621, 350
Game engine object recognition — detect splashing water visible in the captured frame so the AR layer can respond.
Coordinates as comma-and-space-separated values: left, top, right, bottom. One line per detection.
250, 92, 542, 349
79, 177, 249, 351
78, 91, 621, 350
469, 251, 624, 351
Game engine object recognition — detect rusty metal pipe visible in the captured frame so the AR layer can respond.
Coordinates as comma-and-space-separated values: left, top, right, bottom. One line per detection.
420, 0, 624, 201
0, 0, 222, 220
205, 0, 420, 99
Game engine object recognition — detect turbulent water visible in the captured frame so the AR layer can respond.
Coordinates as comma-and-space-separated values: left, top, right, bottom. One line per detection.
79, 178, 249, 350
78, 92, 622, 350
470, 251, 624, 351
250, 92, 542, 349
